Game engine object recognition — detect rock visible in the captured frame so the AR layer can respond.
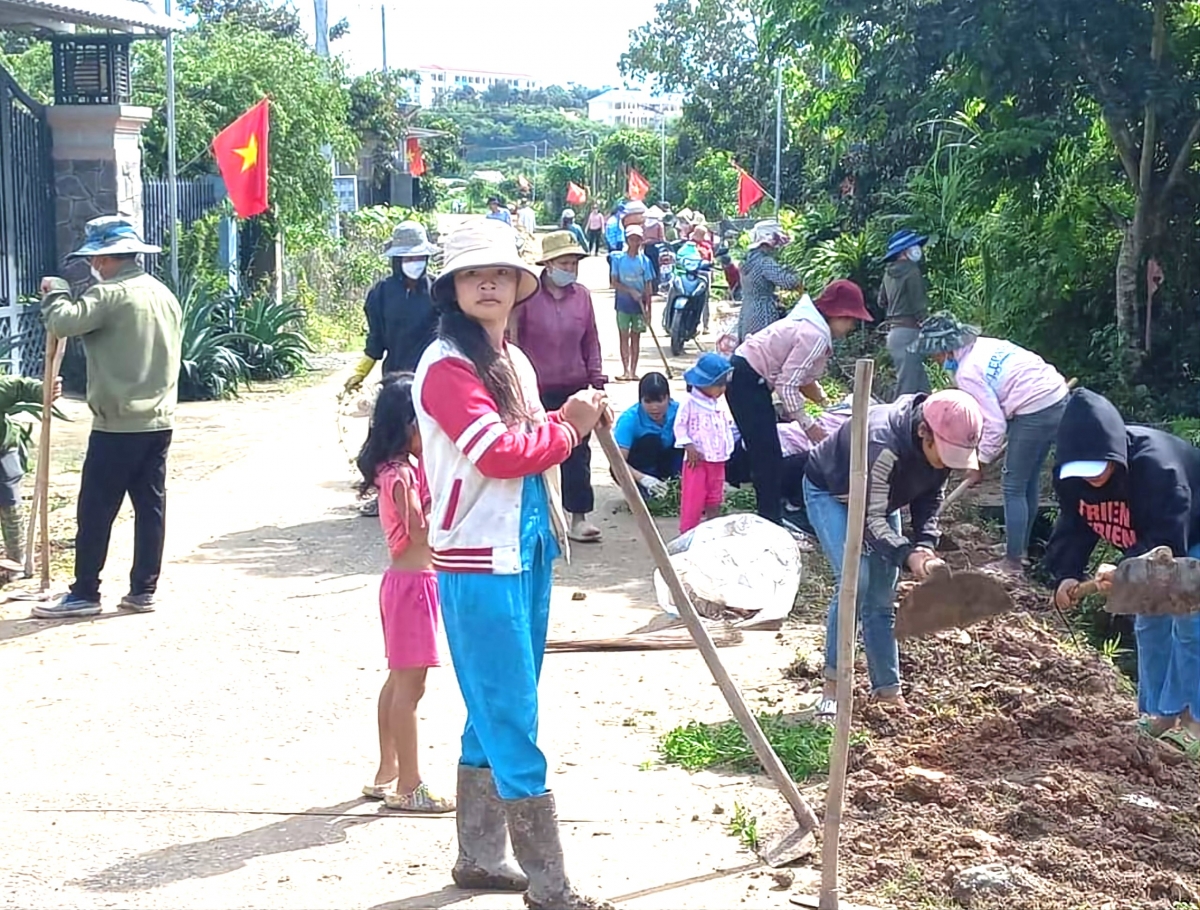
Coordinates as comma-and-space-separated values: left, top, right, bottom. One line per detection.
951, 863, 1041, 908
1148, 873, 1200, 904
712, 804, 725, 815
958, 829, 1004, 853
769, 870, 794, 891
570, 590, 586, 601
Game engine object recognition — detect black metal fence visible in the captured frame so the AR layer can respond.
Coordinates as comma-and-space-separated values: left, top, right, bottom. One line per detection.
0, 68, 55, 378
142, 176, 224, 281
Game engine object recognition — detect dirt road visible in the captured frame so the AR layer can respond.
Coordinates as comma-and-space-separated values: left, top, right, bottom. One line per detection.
0, 254, 828, 909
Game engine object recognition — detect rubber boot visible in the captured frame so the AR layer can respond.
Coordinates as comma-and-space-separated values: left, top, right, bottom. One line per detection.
451, 765, 527, 891
0, 503, 24, 568
504, 792, 613, 910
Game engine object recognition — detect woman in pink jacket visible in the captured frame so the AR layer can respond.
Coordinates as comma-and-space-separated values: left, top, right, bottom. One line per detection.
726, 280, 874, 527
911, 314, 1069, 574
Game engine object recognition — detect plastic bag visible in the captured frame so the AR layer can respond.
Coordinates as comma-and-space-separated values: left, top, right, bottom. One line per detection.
653, 513, 803, 624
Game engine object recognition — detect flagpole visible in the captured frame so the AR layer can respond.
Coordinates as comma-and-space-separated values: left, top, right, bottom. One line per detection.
774, 58, 782, 216
380, 4, 388, 73
164, 0, 180, 288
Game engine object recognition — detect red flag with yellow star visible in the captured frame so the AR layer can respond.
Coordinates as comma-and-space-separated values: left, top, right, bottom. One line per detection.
213, 99, 270, 218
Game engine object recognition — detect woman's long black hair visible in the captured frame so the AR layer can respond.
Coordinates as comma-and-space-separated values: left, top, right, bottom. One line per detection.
356, 372, 418, 496
437, 293, 526, 424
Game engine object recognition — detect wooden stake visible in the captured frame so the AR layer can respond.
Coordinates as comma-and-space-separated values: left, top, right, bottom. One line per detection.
596, 422, 820, 837
819, 358, 875, 910
34, 334, 64, 592
645, 316, 674, 379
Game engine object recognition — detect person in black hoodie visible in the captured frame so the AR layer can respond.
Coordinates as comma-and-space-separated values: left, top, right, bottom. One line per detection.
803, 389, 984, 719
1045, 389, 1200, 754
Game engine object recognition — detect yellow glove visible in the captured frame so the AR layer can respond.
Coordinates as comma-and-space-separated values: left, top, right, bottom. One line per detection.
343, 355, 376, 394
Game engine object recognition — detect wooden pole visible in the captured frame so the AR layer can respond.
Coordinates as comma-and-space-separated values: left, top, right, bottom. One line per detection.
645, 316, 674, 379
596, 422, 819, 834
35, 334, 63, 592
819, 358, 875, 910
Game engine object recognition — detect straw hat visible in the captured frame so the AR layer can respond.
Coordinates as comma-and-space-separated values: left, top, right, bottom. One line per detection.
382, 221, 438, 258
431, 219, 540, 306
537, 230, 587, 264
69, 216, 160, 257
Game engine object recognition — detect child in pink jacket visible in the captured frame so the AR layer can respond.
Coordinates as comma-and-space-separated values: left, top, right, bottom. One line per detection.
675, 353, 736, 533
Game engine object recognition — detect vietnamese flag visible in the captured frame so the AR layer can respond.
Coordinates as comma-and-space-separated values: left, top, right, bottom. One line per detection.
213, 99, 270, 218
406, 137, 426, 177
736, 166, 767, 215
566, 181, 586, 205
627, 168, 650, 201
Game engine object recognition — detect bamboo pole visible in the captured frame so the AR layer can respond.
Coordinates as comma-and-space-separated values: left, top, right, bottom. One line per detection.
35, 334, 64, 592
819, 358, 875, 909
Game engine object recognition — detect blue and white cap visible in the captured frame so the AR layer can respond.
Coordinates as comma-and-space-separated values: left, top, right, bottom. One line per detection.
68, 216, 160, 257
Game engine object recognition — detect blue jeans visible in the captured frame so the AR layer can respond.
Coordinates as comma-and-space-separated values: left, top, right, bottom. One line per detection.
1002, 398, 1067, 560
437, 476, 559, 801
1135, 540, 1200, 719
803, 477, 902, 696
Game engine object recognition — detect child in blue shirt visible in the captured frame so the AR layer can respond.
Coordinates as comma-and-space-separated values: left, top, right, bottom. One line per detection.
609, 225, 654, 382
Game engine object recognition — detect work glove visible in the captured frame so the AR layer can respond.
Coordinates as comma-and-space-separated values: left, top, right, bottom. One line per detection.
343, 355, 376, 396
637, 474, 669, 498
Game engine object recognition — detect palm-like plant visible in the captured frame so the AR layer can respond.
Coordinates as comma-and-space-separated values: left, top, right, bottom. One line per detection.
177, 283, 247, 401
235, 294, 314, 381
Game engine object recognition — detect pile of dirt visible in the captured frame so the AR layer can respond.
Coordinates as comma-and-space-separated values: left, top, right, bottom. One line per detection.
824, 614, 1200, 910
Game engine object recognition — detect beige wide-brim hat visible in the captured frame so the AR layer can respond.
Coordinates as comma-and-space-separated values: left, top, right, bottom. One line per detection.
537, 230, 587, 265
69, 215, 160, 257
431, 219, 540, 306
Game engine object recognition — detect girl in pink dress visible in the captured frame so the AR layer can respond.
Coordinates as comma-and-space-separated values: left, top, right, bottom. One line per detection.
357, 372, 454, 813
675, 353, 737, 533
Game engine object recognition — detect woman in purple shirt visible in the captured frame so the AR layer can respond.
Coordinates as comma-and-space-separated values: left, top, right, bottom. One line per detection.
514, 231, 607, 543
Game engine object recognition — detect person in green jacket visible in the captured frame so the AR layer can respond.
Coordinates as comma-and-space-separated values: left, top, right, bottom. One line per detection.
0, 374, 62, 572
34, 216, 183, 619
880, 229, 932, 398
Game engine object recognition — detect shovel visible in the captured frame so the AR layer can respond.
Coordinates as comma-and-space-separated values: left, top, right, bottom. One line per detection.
893, 563, 1014, 640
595, 420, 819, 867
1069, 546, 1200, 615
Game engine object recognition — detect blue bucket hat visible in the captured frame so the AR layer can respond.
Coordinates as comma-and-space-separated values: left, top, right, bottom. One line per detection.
883, 229, 927, 262
69, 216, 160, 257
684, 352, 733, 388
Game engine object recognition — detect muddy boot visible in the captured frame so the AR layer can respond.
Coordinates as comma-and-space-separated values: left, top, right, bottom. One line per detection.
504, 792, 613, 910
0, 503, 24, 569
451, 765, 527, 891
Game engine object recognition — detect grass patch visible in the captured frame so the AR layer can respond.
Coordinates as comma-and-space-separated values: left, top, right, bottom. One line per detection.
646, 477, 757, 519
659, 712, 856, 781
728, 802, 759, 850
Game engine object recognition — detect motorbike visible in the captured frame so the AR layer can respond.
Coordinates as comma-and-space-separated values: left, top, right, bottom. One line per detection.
664, 244, 712, 356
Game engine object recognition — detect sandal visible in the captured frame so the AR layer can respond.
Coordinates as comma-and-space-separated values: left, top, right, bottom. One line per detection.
815, 697, 837, 725
568, 521, 602, 543
362, 782, 393, 800
382, 782, 456, 813
1159, 727, 1200, 759
1136, 717, 1173, 740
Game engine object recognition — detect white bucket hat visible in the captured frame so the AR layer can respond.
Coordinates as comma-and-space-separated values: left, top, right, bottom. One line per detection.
69, 216, 160, 257
431, 219, 540, 306
382, 220, 439, 258
749, 219, 786, 250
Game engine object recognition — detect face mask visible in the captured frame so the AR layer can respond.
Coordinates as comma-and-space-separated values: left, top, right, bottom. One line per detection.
943, 357, 958, 372
908, 246, 923, 263
89, 265, 103, 282
547, 268, 576, 287
401, 260, 427, 280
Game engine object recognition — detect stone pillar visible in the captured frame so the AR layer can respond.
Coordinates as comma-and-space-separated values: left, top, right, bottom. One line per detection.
45, 104, 151, 284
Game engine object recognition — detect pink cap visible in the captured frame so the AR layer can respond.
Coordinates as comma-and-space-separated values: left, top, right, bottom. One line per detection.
922, 390, 982, 470
815, 279, 874, 322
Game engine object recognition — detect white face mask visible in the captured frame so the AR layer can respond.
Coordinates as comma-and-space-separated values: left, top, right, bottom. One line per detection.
89, 265, 103, 282
401, 260, 427, 279
908, 246, 923, 263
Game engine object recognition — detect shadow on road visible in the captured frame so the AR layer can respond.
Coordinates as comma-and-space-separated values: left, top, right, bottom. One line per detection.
0, 608, 137, 644
181, 515, 384, 579
73, 799, 387, 892
368, 886, 485, 910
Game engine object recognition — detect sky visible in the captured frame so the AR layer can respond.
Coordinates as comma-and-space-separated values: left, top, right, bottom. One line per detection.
294, 0, 662, 88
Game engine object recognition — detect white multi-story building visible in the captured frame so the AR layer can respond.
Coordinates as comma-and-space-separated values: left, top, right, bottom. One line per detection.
586, 88, 685, 128
408, 65, 545, 108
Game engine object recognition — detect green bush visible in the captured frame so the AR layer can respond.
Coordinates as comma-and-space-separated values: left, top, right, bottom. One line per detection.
235, 294, 314, 380
178, 284, 246, 402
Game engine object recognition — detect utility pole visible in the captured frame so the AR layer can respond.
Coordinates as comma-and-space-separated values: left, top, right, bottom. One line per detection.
380, 4, 388, 73
164, 0, 179, 288
313, 0, 328, 57
774, 58, 783, 216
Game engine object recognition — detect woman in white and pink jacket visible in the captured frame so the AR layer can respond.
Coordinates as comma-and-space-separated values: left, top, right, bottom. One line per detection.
414, 220, 610, 910
910, 314, 1069, 574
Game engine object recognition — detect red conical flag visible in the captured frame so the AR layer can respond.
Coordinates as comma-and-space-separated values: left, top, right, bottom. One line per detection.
406, 138, 426, 177
566, 181, 586, 205
736, 166, 767, 216
212, 99, 270, 218
627, 168, 650, 201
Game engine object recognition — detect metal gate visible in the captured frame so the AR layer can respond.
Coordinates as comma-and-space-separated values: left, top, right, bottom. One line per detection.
0, 67, 54, 378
